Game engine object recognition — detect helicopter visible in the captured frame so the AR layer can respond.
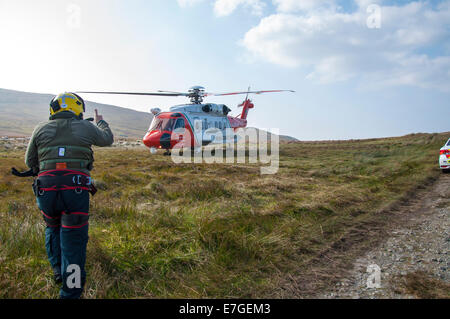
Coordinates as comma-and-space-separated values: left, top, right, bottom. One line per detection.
77, 86, 294, 155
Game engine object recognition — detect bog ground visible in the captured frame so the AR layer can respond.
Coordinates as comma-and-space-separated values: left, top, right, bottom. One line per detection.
0, 132, 449, 298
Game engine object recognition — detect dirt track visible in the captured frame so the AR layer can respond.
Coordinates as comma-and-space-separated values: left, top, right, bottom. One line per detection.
320, 173, 450, 299
274, 172, 450, 299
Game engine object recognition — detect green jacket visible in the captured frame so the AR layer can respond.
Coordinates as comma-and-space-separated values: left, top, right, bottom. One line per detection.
25, 112, 114, 175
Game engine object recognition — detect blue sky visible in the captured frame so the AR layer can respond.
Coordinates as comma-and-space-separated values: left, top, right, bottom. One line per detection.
0, 0, 449, 140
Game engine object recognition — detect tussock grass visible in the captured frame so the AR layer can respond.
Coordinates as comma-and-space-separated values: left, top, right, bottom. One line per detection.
0, 132, 448, 298
394, 271, 450, 299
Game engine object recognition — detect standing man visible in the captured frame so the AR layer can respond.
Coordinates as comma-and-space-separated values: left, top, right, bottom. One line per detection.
25, 92, 114, 299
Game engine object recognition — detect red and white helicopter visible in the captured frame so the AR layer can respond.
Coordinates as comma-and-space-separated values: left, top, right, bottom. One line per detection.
78, 86, 294, 155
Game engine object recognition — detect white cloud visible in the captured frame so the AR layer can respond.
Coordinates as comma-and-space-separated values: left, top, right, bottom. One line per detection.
176, 0, 265, 16
272, 0, 336, 12
177, 0, 205, 7
214, 0, 266, 16
242, 1, 450, 90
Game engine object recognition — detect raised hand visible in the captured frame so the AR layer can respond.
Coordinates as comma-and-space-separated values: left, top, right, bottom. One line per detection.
94, 109, 103, 123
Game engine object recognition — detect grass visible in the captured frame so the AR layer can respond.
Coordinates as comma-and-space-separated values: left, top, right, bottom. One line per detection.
394, 271, 450, 299
0, 132, 448, 298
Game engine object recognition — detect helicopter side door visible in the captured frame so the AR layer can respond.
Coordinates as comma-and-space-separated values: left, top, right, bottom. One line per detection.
171, 118, 184, 148
172, 114, 200, 148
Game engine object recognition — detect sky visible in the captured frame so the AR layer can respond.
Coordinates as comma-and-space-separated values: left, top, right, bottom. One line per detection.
0, 0, 449, 140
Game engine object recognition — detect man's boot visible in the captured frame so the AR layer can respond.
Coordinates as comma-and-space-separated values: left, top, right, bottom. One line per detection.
53, 265, 62, 284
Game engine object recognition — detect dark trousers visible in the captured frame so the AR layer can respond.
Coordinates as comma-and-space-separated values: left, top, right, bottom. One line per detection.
37, 189, 89, 299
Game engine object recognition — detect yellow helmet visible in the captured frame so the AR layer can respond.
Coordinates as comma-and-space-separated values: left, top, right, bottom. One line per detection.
50, 92, 85, 117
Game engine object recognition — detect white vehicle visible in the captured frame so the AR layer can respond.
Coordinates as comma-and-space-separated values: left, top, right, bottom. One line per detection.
439, 138, 450, 172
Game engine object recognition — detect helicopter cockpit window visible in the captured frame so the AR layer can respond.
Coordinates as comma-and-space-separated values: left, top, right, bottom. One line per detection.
149, 118, 162, 131
162, 119, 175, 132
174, 118, 185, 130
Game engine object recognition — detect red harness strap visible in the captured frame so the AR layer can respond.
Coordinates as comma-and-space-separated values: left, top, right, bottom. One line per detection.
35, 169, 96, 195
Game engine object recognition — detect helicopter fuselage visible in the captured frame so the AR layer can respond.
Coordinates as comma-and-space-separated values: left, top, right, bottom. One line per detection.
143, 101, 251, 152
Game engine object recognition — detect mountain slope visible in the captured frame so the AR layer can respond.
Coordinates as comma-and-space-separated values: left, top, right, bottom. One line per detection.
0, 88, 153, 138
242, 127, 299, 143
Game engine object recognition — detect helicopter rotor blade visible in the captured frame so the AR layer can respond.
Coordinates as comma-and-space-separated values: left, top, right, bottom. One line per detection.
157, 90, 186, 94
208, 89, 295, 97
77, 88, 294, 100
76, 91, 188, 97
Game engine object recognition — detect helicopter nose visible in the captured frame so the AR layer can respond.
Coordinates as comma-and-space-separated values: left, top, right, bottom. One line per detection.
143, 131, 162, 148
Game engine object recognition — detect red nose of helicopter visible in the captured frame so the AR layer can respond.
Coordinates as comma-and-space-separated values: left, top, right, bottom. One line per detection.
143, 131, 162, 149
143, 130, 173, 150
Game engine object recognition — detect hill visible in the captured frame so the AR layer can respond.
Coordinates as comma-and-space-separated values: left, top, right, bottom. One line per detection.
243, 127, 299, 143
0, 88, 153, 138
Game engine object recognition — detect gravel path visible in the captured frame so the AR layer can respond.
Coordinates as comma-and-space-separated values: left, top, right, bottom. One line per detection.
321, 173, 450, 299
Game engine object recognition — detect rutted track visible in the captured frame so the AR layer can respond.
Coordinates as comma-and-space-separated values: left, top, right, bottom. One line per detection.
320, 173, 450, 298
275, 173, 450, 299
